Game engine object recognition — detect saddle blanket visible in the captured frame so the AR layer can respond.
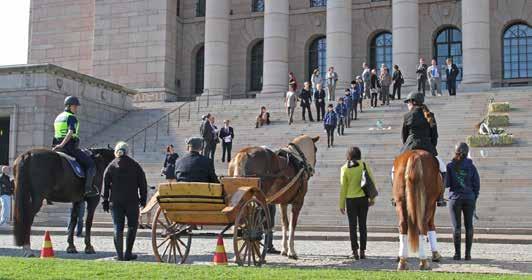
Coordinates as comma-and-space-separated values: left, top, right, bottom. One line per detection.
56, 151, 85, 178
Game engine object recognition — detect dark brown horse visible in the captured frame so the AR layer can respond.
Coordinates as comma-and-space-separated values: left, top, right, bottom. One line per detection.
13, 148, 115, 257
228, 135, 319, 259
392, 150, 443, 270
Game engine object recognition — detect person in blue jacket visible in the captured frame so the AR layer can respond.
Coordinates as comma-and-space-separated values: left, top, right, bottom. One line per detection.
350, 80, 362, 120
323, 104, 337, 148
335, 97, 348, 136
446, 142, 480, 261
343, 89, 353, 128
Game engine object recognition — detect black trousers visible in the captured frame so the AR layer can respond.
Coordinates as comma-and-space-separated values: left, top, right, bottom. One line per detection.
315, 101, 325, 121
301, 104, 314, 121
393, 83, 402, 100
346, 197, 369, 251
417, 78, 426, 95
325, 125, 335, 147
111, 202, 139, 259
221, 142, 232, 162
449, 198, 475, 256
447, 79, 457, 96
370, 92, 378, 107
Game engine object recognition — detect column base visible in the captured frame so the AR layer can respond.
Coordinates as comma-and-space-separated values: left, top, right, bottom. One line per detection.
260, 86, 286, 97
459, 82, 492, 92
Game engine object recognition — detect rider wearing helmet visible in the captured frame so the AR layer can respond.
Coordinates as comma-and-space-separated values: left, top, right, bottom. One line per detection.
52, 96, 98, 197
401, 91, 446, 206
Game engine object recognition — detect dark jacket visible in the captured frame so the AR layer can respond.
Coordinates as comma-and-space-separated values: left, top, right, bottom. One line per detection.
446, 64, 460, 81
416, 63, 428, 80
370, 74, 380, 90
163, 153, 179, 180
219, 126, 234, 143
401, 106, 438, 156
174, 151, 219, 183
200, 120, 216, 144
323, 111, 337, 128
0, 174, 14, 196
392, 70, 403, 85
314, 89, 326, 104
103, 155, 148, 207
446, 158, 480, 201
299, 88, 312, 107
335, 103, 348, 118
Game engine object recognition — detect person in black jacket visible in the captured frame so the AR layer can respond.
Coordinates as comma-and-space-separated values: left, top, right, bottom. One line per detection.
102, 142, 147, 261
445, 58, 460, 96
219, 120, 234, 163
200, 114, 218, 162
392, 64, 403, 100
299, 82, 314, 122
162, 144, 179, 181
175, 137, 219, 183
0, 166, 14, 225
416, 58, 428, 96
314, 83, 326, 121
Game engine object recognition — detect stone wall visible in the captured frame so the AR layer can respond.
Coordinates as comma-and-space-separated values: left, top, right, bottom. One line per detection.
0, 64, 135, 164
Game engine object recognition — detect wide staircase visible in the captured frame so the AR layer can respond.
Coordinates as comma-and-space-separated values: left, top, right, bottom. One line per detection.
36, 88, 532, 232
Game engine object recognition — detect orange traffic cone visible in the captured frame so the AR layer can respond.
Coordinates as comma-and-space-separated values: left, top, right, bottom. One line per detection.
40, 230, 55, 258
213, 235, 228, 265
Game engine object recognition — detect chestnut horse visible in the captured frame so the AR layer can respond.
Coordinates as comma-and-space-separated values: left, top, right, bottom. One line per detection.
392, 150, 443, 270
228, 135, 319, 259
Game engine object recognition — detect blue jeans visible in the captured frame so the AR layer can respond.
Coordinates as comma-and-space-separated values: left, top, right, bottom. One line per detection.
0, 195, 11, 225
69, 201, 85, 236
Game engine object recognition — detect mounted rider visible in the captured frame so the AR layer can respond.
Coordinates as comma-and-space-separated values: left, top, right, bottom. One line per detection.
401, 91, 446, 206
52, 96, 98, 197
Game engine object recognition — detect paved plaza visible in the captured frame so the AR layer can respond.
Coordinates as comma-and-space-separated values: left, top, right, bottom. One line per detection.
0, 233, 530, 274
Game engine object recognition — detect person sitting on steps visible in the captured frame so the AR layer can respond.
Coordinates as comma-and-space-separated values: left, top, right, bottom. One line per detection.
52, 96, 98, 197
255, 106, 271, 128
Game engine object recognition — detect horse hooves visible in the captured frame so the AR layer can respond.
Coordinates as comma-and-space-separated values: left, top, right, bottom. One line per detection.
288, 254, 298, 260
397, 258, 408, 271
66, 246, 78, 254
24, 253, 36, 258
85, 245, 96, 254
432, 252, 442, 263
281, 251, 288, 257
419, 260, 431, 271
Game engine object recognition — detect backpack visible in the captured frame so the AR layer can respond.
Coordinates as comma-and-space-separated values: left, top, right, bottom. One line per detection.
398, 71, 404, 85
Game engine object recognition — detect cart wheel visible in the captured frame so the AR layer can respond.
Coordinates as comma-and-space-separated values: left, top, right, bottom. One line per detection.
233, 197, 271, 267
152, 206, 192, 264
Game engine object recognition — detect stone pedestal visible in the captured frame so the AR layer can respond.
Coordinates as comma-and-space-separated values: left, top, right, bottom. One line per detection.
204, 0, 231, 97
326, 0, 352, 95
392, 0, 418, 88
261, 0, 289, 96
461, 0, 491, 90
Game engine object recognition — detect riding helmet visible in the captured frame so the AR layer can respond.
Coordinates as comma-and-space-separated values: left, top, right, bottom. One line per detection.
64, 96, 81, 106
455, 142, 469, 156
404, 91, 424, 105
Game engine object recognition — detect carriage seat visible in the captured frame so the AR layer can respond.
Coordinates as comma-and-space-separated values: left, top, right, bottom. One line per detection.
56, 151, 85, 178
157, 182, 226, 212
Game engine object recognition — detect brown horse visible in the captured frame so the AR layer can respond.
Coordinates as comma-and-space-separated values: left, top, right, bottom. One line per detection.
228, 135, 319, 259
392, 150, 443, 270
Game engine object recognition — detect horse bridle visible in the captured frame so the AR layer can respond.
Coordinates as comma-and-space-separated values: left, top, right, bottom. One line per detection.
287, 142, 315, 177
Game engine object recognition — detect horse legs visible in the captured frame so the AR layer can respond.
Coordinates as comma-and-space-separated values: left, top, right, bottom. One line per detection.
22, 197, 43, 258
428, 208, 441, 262
279, 204, 289, 256
287, 204, 300, 260
66, 202, 81, 253
396, 201, 409, 270
84, 197, 98, 254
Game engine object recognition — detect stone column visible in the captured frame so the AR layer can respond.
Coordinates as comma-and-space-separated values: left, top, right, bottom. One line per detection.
392, 0, 418, 87
261, 0, 289, 95
326, 0, 352, 95
204, 0, 230, 96
461, 0, 491, 90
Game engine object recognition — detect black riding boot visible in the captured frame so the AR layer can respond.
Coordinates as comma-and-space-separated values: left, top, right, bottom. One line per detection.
84, 167, 98, 197
124, 226, 138, 261
465, 232, 473, 260
453, 232, 461, 260
114, 230, 124, 261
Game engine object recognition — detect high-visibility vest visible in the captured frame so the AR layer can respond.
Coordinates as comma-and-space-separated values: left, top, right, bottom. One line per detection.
54, 111, 79, 139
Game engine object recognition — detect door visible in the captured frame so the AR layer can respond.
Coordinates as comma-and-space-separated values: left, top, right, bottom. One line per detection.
0, 117, 10, 165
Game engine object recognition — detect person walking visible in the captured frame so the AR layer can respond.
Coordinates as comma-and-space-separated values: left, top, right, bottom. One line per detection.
416, 58, 428, 96
314, 83, 326, 121
369, 69, 380, 108
162, 145, 179, 182
335, 97, 347, 136
0, 166, 14, 226
446, 58, 460, 96
380, 67, 392, 106
311, 69, 323, 95
285, 85, 298, 125
299, 82, 314, 122
339, 146, 375, 260
392, 64, 404, 100
343, 89, 353, 128
323, 104, 337, 148
102, 142, 148, 261
446, 143, 480, 261
361, 63, 371, 99
288, 72, 298, 92
326, 67, 338, 101
219, 120, 235, 163
350, 80, 361, 120
427, 59, 442, 96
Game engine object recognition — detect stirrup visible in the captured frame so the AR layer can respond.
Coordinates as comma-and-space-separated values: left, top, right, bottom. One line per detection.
437, 198, 447, 207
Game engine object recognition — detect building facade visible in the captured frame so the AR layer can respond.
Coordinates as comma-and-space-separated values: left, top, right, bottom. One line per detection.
28, 0, 532, 101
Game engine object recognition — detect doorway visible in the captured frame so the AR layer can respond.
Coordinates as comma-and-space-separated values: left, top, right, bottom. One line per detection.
0, 117, 10, 165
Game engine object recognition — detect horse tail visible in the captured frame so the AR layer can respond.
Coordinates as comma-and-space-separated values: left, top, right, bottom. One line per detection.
231, 152, 248, 177
14, 152, 32, 247
404, 153, 426, 253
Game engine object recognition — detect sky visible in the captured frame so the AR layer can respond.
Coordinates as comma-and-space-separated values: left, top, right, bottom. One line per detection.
0, 1, 30, 66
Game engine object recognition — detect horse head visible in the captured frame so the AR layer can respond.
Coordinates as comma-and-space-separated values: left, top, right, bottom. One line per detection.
89, 148, 115, 190
292, 135, 320, 170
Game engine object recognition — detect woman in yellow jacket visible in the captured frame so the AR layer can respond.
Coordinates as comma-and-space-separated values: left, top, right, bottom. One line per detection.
339, 146, 376, 260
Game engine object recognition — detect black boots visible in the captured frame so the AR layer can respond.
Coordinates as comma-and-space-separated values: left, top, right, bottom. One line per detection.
453, 232, 461, 260
465, 232, 473, 261
114, 231, 124, 261
124, 226, 138, 261
453, 231, 473, 260
84, 167, 98, 197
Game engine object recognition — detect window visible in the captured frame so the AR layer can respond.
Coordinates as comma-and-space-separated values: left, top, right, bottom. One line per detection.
250, 40, 264, 91
308, 36, 327, 81
310, 0, 327, 8
176, 0, 180, 17
503, 23, 531, 79
370, 32, 392, 73
434, 27, 463, 90
195, 46, 204, 94
252, 0, 265, 12
196, 0, 205, 17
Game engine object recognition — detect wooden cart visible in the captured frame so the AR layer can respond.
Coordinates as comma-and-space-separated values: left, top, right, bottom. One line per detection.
142, 177, 271, 266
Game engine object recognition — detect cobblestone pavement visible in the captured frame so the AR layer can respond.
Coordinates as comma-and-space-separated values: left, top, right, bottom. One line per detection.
0, 233, 530, 274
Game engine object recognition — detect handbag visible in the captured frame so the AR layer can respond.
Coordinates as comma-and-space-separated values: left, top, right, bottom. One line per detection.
361, 162, 378, 199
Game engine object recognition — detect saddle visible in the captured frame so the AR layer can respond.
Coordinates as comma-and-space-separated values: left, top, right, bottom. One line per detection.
55, 151, 89, 178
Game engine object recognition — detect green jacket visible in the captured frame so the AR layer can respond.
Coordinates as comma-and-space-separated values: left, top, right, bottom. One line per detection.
339, 160, 375, 209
